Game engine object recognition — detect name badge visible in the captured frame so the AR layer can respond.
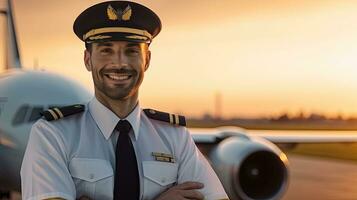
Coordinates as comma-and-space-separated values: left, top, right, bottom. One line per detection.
152, 152, 175, 163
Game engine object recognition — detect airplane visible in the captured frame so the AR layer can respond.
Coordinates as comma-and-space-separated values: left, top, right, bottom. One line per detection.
0, 0, 92, 198
2, 0, 357, 199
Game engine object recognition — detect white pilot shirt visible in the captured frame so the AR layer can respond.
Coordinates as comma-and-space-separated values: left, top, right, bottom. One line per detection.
21, 97, 228, 200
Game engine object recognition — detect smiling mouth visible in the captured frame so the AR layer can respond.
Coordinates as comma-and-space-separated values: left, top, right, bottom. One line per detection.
104, 73, 132, 81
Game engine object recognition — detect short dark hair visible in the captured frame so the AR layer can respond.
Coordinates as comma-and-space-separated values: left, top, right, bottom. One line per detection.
85, 43, 92, 52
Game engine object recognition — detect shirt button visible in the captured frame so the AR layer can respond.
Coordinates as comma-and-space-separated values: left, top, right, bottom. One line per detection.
89, 173, 95, 180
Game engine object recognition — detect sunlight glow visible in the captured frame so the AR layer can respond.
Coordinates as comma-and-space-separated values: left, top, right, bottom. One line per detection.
3, 0, 357, 118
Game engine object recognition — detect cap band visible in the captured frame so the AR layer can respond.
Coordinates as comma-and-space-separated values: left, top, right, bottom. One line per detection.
83, 27, 152, 41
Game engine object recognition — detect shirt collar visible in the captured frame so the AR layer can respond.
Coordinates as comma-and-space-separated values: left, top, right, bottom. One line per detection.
88, 97, 141, 140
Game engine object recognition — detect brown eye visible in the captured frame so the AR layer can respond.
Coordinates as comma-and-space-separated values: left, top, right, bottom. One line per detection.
100, 48, 113, 54
126, 48, 140, 56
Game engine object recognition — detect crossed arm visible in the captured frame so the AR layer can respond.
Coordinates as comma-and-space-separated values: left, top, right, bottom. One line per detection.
44, 182, 228, 200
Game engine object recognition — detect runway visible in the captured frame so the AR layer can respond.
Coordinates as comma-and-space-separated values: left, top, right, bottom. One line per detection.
283, 154, 357, 200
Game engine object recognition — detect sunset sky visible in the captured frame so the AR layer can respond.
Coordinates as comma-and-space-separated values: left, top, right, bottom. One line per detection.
1, 0, 357, 118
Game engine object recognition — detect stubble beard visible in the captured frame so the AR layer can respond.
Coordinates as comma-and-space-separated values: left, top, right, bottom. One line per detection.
93, 67, 144, 101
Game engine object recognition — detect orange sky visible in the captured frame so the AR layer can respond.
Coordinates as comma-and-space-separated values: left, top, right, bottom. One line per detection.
2, 0, 357, 118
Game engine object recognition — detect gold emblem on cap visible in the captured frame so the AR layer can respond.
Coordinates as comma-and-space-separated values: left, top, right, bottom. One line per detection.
107, 4, 132, 21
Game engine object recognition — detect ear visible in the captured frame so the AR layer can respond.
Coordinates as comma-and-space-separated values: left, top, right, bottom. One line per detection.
144, 50, 151, 71
84, 49, 92, 71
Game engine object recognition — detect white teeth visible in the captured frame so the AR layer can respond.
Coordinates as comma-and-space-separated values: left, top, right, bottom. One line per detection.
106, 74, 130, 81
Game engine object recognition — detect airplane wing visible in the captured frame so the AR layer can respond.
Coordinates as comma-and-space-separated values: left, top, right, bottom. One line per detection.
249, 131, 357, 143
189, 126, 248, 143
189, 127, 357, 144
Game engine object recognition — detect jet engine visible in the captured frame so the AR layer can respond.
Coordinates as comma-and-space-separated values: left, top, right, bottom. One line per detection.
205, 133, 289, 200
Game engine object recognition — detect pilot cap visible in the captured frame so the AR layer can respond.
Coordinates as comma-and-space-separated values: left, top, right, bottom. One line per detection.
73, 1, 161, 43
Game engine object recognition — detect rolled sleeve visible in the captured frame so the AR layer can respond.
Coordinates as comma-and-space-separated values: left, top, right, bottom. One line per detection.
177, 128, 228, 200
21, 121, 76, 200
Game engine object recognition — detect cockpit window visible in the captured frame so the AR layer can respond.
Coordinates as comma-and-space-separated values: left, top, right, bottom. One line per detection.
0, 97, 8, 116
12, 105, 30, 125
29, 106, 44, 122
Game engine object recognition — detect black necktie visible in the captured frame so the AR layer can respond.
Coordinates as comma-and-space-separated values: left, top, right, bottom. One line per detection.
113, 120, 140, 200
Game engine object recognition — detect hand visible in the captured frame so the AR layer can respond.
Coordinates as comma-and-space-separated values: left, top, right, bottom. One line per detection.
155, 181, 205, 200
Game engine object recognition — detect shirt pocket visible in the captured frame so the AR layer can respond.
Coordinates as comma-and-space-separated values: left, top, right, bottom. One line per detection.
142, 161, 178, 199
69, 158, 114, 200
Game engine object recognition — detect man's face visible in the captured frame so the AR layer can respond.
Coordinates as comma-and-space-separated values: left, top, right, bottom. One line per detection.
84, 41, 150, 100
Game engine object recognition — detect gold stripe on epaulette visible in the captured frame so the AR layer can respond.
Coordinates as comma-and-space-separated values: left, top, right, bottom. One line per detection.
175, 114, 179, 125
53, 108, 64, 118
48, 109, 58, 120
169, 114, 174, 124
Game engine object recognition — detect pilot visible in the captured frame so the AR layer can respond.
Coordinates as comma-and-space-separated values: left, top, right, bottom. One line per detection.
21, 1, 228, 200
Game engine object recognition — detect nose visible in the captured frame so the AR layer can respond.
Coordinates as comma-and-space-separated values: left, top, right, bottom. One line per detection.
112, 50, 129, 67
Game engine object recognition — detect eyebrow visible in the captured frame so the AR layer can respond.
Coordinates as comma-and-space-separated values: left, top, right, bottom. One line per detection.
126, 43, 142, 48
96, 42, 113, 47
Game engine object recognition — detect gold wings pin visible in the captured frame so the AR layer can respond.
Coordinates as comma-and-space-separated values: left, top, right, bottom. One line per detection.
107, 4, 132, 21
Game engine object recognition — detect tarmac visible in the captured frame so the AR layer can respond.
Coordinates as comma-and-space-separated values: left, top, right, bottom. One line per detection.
283, 154, 357, 200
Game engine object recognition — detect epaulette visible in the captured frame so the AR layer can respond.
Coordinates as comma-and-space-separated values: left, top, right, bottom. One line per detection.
143, 109, 186, 126
41, 104, 85, 121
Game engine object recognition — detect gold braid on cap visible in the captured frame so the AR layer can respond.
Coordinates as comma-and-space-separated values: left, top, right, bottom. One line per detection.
83, 27, 152, 41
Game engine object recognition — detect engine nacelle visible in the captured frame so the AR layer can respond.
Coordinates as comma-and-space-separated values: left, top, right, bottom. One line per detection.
208, 134, 289, 200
